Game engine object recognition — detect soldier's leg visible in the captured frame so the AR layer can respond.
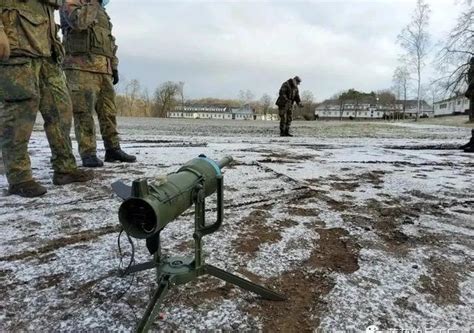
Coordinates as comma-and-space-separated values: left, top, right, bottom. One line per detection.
40, 65, 93, 184
286, 106, 293, 135
39, 59, 77, 173
98, 75, 136, 163
65, 70, 99, 159
0, 58, 41, 186
96, 74, 120, 150
279, 107, 287, 135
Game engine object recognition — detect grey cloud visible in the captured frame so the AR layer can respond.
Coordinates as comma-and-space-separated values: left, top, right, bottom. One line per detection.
107, 0, 460, 100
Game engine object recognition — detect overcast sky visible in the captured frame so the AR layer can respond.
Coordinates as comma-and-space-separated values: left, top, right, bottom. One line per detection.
105, 0, 463, 101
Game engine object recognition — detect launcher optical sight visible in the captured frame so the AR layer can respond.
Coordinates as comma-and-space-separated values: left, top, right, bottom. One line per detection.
112, 155, 285, 333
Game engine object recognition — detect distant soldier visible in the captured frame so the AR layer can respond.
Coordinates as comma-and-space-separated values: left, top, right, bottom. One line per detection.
275, 76, 303, 137
60, 0, 136, 167
460, 57, 474, 153
0, 0, 93, 198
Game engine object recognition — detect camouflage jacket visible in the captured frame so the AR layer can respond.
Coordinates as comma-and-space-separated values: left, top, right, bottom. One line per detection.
60, 0, 118, 74
0, 0, 64, 60
276, 79, 301, 108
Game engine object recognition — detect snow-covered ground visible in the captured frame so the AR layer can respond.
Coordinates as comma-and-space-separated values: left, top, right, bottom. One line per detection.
0, 118, 473, 332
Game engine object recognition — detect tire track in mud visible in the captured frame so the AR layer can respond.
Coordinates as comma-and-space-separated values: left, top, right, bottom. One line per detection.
0, 225, 119, 262
335, 160, 474, 167
0, 194, 112, 210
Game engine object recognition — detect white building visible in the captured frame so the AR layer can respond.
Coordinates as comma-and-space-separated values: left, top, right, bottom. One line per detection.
259, 114, 279, 121
315, 99, 433, 119
433, 95, 470, 116
168, 105, 257, 120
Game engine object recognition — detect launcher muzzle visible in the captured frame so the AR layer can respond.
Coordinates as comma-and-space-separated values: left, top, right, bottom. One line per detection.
118, 155, 233, 239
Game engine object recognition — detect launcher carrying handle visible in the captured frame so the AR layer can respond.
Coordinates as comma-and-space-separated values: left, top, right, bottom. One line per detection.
197, 175, 224, 236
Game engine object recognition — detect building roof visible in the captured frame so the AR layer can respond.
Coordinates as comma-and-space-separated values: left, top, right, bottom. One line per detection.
171, 104, 255, 115
318, 99, 431, 107
433, 95, 468, 105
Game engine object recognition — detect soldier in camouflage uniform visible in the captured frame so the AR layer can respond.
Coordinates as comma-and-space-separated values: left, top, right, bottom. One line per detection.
60, 0, 135, 167
460, 57, 474, 153
0, 0, 93, 198
275, 76, 303, 137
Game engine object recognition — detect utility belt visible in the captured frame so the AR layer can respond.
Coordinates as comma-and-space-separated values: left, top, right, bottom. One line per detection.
5, 0, 64, 9
40, 0, 64, 8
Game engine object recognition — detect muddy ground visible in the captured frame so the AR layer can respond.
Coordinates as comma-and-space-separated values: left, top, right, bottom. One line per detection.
0, 117, 473, 332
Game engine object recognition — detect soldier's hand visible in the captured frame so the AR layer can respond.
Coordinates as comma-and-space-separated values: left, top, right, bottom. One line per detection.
0, 29, 11, 61
112, 69, 119, 85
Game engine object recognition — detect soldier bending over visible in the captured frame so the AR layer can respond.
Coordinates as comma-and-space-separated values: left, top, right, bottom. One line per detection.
275, 76, 303, 137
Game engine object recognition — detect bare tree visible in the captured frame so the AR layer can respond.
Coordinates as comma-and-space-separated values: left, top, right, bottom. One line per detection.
260, 94, 272, 117
421, 80, 444, 114
377, 89, 397, 119
238, 89, 255, 106
436, 1, 473, 112
178, 81, 185, 109
377, 90, 397, 104
392, 65, 410, 117
153, 81, 180, 117
142, 88, 152, 117
398, 0, 431, 121
330, 91, 344, 100
124, 79, 141, 117
300, 90, 315, 120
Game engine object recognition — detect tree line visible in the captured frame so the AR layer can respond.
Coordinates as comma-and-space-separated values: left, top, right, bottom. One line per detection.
392, 0, 473, 121
115, 80, 317, 120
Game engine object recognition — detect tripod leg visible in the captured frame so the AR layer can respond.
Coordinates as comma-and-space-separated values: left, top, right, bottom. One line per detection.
205, 265, 286, 301
136, 276, 171, 333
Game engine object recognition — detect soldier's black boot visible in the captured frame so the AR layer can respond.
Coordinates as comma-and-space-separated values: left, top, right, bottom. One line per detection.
464, 145, 474, 153
460, 130, 474, 149
459, 129, 474, 149
82, 155, 104, 168
459, 138, 473, 150
285, 129, 293, 137
104, 149, 136, 163
8, 180, 47, 198
53, 169, 94, 185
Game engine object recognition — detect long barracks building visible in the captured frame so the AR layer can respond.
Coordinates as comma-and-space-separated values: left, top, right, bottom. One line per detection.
315, 99, 433, 119
433, 95, 470, 116
167, 105, 257, 120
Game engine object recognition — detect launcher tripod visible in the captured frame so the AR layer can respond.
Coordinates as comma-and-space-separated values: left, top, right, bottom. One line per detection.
114, 175, 286, 333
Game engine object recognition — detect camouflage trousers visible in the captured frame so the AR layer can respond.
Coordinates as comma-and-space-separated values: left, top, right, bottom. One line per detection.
0, 57, 77, 186
279, 104, 293, 134
65, 70, 120, 158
